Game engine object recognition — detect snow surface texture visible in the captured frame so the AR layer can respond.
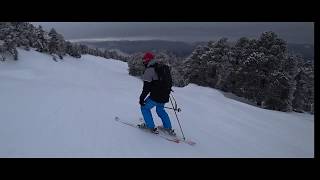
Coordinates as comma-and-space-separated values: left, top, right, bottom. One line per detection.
0, 49, 314, 157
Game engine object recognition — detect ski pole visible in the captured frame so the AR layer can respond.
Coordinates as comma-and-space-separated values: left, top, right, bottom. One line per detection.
171, 93, 179, 110
169, 96, 185, 140
164, 106, 181, 112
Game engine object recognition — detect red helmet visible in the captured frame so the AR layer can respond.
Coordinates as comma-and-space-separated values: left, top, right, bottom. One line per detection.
143, 52, 155, 64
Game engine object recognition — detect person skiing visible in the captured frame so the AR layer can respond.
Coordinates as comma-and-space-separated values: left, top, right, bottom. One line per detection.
139, 52, 175, 135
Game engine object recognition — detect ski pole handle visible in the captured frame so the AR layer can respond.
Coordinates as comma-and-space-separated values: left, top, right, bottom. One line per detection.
164, 107, 181, 112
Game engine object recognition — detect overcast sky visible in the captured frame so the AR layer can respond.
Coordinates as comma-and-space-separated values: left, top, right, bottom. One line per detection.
31, 22, 314, 44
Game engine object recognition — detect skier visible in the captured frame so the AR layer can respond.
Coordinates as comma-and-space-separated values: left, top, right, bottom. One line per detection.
139, 52, 175, 135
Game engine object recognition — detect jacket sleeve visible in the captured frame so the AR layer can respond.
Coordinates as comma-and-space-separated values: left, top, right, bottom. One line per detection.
140, 81, 152, 102
142, 68, 156, 82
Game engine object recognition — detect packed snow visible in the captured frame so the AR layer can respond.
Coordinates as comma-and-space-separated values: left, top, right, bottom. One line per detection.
0, 49, 314, 157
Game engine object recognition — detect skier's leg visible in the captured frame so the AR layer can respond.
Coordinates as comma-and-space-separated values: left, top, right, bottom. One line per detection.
140, 97, 156, 129
156, 103, 172, 129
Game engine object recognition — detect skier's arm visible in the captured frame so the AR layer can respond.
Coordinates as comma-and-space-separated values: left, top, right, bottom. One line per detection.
140, 81, 152, 103
139, 67, 155, 105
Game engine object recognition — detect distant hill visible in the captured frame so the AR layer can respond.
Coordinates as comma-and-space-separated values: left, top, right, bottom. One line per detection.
79, 40, 314, 61
78, 40, 197, 57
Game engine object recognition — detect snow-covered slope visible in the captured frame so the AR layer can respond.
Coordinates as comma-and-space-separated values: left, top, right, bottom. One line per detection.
0, 49, 314, 157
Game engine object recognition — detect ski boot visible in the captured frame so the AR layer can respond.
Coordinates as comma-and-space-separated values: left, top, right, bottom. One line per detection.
166, 129, 176, 136
158, 126, 176, 136
137, 123, 147, 129
151, 128, 159, 134
138, 123, 159, 134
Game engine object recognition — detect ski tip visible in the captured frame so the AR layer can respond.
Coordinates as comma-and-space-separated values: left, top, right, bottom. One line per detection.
186, 141, 196, 146
173, 139, 180, 143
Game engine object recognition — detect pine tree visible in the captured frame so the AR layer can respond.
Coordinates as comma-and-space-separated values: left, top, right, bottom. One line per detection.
183, 44, 210, 86
128, 52, 145, 76
66, 41, 81, 58
35, 25, 49, 53
13, 22, 30, 49
48, 28, 65, 60
292, 61, 314, 113
0, 40, 6, 61
48, 29, 59, 54
79, 44, 89, 54
4, 36, 18, 60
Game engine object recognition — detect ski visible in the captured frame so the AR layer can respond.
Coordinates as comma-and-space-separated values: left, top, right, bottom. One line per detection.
115, 117, 180, 143
137, 117, 196, 146
157, 126, 196, 146
115, 116, 196, 146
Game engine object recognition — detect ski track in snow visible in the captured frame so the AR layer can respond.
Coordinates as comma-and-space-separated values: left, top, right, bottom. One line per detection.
0, 49, 314, 157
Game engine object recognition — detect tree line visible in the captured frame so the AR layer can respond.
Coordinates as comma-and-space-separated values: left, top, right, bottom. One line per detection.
0, 22, 127, 62
128, 32, 314, 113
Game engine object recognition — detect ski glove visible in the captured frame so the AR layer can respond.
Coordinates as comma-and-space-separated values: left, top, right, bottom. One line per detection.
139, 99, 145, 106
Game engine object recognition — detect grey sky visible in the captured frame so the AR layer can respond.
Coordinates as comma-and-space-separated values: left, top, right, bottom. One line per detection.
31, 22, 314, 44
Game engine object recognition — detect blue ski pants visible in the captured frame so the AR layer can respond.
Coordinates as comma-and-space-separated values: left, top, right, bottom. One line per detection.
140, 97, 172, 129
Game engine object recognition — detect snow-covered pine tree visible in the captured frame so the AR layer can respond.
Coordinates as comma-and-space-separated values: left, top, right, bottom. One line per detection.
292, 61, 314, 113
128, 52, 145, 76
4, 37, 18, 60
48, 28, 59, 57
256, 31, 296, 111
189, 38, 232, 89
79, 44, 89, 54
65, 41, 81, 58
0, 40, 5, 61
13, 22, 30, 50
35, 25, 50, 53
72, 43, 81, 58
48, 28, 66, 60
182, 44, 210, 86
103, 49, 110, 58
